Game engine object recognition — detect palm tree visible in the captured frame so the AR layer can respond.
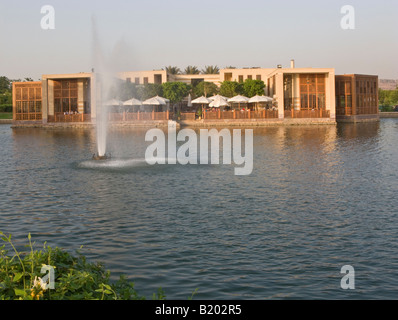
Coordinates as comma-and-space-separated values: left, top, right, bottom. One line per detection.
184, 66, 200, 75
201, 65, 220, 74
164, 66, 181, 75
224, 66, 236, 69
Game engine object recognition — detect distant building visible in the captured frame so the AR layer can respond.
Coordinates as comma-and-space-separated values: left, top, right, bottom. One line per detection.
379, 79, 398, 91
335, 74, 379, 122
11, 62, 379, 125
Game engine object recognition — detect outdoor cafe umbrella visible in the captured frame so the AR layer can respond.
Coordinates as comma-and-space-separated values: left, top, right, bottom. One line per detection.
105, 99, 123, 106
191, 96, 211, 114
248, 95, 273, 110
191, 96, 211, 104
209, 95, 229, 108
123, 98, 142, 106
142, 96, 167, 106
187, 93, 192, 107
228, 95, 249, 109
208, 94, 228, 101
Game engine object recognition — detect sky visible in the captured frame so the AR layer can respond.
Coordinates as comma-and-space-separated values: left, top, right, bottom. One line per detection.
0, 0, 397, 80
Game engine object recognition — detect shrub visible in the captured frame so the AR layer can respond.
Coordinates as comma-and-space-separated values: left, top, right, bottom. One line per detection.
0, 104, 12, 113
0, 232, 166, 300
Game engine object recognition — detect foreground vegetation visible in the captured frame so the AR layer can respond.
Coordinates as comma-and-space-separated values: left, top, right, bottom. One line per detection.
379, 88, 398, 111
0, 113, 12, 120
0, 232, 167, 300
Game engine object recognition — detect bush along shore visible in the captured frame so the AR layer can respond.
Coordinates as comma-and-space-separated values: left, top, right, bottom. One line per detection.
0, 232, 170, 300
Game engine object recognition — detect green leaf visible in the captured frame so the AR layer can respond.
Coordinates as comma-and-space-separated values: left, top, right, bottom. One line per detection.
14, 288, 26, 297
13, 273, 23, 282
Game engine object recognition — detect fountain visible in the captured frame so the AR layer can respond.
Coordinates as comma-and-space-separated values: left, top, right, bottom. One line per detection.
91, 17, 114, 161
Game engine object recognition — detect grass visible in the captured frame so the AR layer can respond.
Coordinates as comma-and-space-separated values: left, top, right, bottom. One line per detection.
0, 113, 12, 120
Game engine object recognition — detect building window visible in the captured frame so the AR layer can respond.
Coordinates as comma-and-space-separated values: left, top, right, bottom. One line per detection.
126, 78, 131, 83
256, 75, 261, 81
135, 77, 140, 85
54, 80, 78, 114
224, 73, 232, 81
154, 74, 162, 84
144, 77, 149, 85
14, 83, 42, 121
247, 75, 252, 80
238, 75, 243, 83
299, 74, 326, 110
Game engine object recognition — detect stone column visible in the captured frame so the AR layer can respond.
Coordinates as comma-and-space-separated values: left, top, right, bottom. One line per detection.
326, 70, 336, 120
275, 72, 284, 119
41, 79, 48, 123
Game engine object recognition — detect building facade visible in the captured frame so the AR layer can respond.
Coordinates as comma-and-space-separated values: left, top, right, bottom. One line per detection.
11, 64, 379, 125
335, 74, 379, 122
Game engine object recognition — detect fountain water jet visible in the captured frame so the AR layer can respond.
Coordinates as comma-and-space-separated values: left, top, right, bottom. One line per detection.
91, 17, 115, 160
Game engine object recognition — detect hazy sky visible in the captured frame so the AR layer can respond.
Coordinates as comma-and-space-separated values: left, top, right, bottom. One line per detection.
0, 0, 397, 80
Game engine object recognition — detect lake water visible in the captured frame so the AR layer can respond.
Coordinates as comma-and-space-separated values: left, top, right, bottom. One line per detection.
1, 120, 398, 299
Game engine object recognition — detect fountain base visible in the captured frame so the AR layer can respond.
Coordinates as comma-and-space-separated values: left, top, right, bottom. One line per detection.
92, 153, 111, 161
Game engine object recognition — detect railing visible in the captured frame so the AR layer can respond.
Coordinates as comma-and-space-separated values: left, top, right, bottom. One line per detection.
203, 109, 279, 120
284, 109, 330, 118
356, 106, 379, 115
108, 111, 173, 121
48, 114, 91, 122
15, 113, 42, 121
180, 112, 196, 120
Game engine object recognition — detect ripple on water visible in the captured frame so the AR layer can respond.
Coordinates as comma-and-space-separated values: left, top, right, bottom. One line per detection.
1, 121, 398, 299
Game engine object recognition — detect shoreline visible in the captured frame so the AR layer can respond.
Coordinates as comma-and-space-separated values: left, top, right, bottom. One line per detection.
10, 118, 337, 129
8, 113, 398, 129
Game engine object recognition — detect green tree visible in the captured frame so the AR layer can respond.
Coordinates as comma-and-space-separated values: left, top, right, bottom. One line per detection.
137, 83, 163, 101
242, 79, 265, 97
0, 76, 11, 94
219, 81, 244, 98
193, 81, 218, 97
184, 66, 200, 75
201, 65, 220, 74
162, 82, 191, 103
164, 66, 181, 75
379, 89, 398, 106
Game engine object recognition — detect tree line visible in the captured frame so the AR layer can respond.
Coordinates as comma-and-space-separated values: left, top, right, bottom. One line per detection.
164, 65, 221, 75
0, 76, 34, 112
379, 88, 398, 111
112, 78, 266, 104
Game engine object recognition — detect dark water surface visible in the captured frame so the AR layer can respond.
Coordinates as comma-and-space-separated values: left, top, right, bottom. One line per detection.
1, 120, 397, 299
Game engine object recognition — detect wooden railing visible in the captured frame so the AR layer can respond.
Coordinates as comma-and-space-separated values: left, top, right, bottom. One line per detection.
108, 111, 173, 121
203, 109, 279, 120
356, 106, 379, 115
48, 114, 91, 122
15, 113, 42, 121
180, 112, 196, 120
284, 109, 330, 118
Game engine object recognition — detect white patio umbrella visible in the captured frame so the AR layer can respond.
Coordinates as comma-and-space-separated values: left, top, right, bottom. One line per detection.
191, 96, 211, 104
209, 95, 229, 108
228, 95, 249, 103
142, 96, 167, 105
105, 99, 123, 106
123, 98, 142, 106
248, 95, 273, 103
208, 94, 228, 101
187, 94, 192, 107
248, 95, 273, 110
191, 96, 211, 116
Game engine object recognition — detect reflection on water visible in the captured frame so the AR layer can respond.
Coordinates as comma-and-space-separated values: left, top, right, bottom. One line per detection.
1, 120, 397, 299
